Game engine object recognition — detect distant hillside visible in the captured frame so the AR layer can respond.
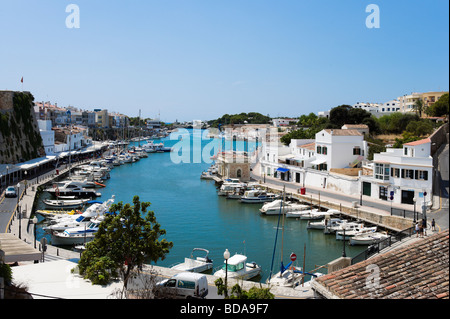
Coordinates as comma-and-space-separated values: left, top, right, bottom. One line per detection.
0, 91, 44, 164
208, 112, 271, 128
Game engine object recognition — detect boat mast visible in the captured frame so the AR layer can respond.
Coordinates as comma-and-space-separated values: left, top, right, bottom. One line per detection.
279, 186, 286, 277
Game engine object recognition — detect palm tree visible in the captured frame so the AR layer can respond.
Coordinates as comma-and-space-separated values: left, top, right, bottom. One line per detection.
413, 99, 424, 118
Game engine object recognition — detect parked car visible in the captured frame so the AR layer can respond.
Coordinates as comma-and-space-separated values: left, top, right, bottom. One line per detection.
155, 272, 209, 299
5, 186, 17, 198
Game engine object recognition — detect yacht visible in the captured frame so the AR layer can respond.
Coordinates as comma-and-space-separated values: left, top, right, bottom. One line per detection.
213, 254, 261, 280
266, 262, 303, 287
51, 216, 104, 246
45, 181, 101, 198
217, 183, 245, 196
170, 248, 213, 273
307, 217, 347, 230
240, 189, 279, 203
336, 225, 377, 240
350, 232, 389, 246
44, 196, 115, 232
260, 200, 309, 215
286, 208, 318, 218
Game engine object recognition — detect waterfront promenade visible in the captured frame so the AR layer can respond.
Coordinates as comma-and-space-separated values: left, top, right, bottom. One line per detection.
249, 161, 448, 232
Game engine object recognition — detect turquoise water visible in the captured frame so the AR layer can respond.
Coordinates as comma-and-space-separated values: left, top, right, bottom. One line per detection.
36, 129, 366, 282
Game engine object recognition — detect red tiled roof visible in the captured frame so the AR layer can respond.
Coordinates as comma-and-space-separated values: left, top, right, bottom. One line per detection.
313, 230, 449, 299
404, 138, 431, 146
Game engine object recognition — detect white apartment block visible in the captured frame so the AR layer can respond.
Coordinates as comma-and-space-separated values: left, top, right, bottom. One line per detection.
38, 120, 55, 155
360, 138, 433, 206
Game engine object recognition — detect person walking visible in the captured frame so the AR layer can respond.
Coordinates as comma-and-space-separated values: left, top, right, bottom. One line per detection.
415, 222, 420, 237
422, 219, 427, 236
431, 219, 436, 231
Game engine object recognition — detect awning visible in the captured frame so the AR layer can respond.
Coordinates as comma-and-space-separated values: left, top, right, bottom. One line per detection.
310, 159, 327, 165
276, 167, 290, 173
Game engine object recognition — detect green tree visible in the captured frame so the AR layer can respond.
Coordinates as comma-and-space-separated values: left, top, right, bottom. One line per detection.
426, 93, 449, 117
77, 196, 173, 290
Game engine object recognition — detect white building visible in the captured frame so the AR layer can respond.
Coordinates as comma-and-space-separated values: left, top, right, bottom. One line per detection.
380, 99, 401, 113
37, 120, 55, 155
272, 118, 297, 127
361, 138, 433, 205
314, 129, 368, 171
352, 102, 381, 114
397, 93, 422, 113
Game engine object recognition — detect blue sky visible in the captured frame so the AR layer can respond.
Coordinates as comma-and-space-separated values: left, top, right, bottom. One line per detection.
0, 0, 448, 122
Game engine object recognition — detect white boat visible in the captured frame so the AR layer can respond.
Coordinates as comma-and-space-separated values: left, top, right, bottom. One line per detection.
286, 208, 318, 218
44, 196, 115, 232
51, 216, 104, 246
213, 254, 261, 280
43, 198, 91, 209
44, 181, 101, 198
267, 266, 303, 287
240, 189, 279, 203
307, 217, 347, 230
299, 209, 337, 220
350, 232, 389, 246
324, 221, 360, 234
170, 248, 213, 273
260, 200, 309, 215
336, 225, 377, 240
217, 183, 245, 196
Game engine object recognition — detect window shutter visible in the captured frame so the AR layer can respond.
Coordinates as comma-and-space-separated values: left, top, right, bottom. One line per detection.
423, 171, 428, 180
415, 170, 419, 180
401, 169, 405, 178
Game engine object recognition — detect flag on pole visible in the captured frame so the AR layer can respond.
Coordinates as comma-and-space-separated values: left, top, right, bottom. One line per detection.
21, 77, 23, 83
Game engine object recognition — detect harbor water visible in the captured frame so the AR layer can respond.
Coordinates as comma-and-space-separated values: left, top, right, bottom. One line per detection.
35, 129, 366, 282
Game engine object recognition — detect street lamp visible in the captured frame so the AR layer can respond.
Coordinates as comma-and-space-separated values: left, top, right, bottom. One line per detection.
342, 224, 347, 257
413, 197, 417, 223
224, 248, 230, 298
32, 217, 38, 249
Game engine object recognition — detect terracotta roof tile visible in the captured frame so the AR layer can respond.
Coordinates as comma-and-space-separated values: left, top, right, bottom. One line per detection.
313, 230, 449, 299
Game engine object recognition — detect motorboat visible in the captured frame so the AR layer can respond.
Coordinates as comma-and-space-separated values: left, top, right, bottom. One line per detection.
350, 232, 389, 246
44, 196, 115, 232
217, 183, 245, 196
43, 198, 91, 209
36, 209, 83, 219
213, 254, 261, 280
286, 208, 318, 218
240, 189, 279, 203
336, 225, 378, 240
260, 200, 309, 215
323, 221, 360, 234
45, 181, 102, 198
299, 209, 337, 220
170, 248, 213, 273
51, 216, 104, 246
307, 217, 347, 230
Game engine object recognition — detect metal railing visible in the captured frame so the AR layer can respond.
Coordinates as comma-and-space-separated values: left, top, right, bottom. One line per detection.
351, 226, 415, 265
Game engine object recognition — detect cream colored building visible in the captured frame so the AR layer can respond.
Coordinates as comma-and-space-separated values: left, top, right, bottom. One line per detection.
421, 91, 448, 109
216, 151, 251, 182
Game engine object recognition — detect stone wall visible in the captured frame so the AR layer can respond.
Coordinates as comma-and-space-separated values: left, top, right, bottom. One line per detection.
0, 91, 44, 164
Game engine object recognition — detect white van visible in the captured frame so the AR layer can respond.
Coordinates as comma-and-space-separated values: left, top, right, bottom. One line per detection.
156, 272, 209, 299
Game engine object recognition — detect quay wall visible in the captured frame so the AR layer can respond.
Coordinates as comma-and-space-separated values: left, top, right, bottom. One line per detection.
262, 186, 413, 232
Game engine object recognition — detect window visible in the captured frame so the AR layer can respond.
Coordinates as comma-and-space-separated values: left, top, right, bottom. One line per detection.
177, 280, 196, 290
404, 147, 408, 156
322, 146, 327, 155
375, 163, 390, 181
379, 186, 388, 200
353, 147, 361, 155
317, 146, 322, 154
417, 170, 428, 180
237, 169, 242, 178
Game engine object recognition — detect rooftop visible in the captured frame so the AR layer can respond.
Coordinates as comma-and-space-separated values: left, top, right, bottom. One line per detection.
404, 138, 431, 146
312, 230, 449, 299
324, 129, 363, 136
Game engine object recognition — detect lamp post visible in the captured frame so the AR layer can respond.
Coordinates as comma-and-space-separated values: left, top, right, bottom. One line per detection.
413, 197, 417, 223
224, 248, 230, 298
32, 217, 38, 249
342, 224, 347, 257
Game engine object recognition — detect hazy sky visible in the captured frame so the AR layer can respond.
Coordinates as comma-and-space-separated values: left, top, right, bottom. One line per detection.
0, 0, 448, 122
